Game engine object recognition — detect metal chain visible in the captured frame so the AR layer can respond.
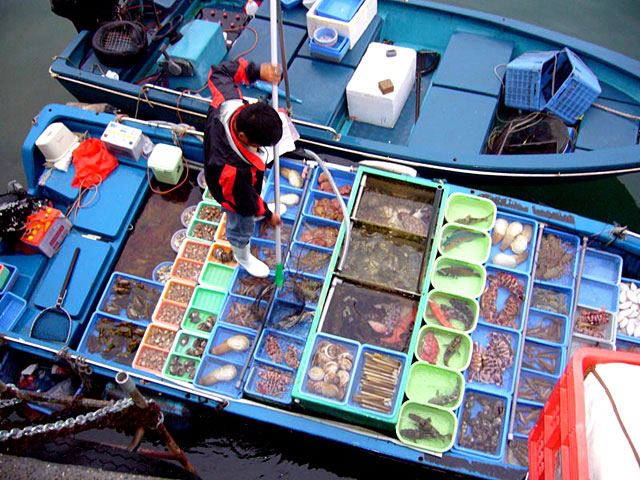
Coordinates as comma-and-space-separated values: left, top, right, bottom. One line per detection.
0, 398, 134, 443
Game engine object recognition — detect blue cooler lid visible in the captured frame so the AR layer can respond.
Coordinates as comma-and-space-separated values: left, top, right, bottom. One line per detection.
315, 0, 365, 22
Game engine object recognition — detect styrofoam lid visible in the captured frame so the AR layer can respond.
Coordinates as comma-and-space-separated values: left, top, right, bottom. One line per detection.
148, 143, 183, 170
35, 122, 80, 169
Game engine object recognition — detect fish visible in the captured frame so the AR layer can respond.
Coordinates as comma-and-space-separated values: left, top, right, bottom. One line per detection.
429, 377, 461, 406
428, 300, 453, 329
443, 335, 462, 366
380, 311, 414, 346
454, 213, 492, 225
441, 229, 485, 251
437, 266, 481, 278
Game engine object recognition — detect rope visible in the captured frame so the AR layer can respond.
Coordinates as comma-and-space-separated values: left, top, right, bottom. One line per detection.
592, 102, 640, 121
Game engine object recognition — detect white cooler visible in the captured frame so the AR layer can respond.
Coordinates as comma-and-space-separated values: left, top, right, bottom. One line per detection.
346, 42, 416, 128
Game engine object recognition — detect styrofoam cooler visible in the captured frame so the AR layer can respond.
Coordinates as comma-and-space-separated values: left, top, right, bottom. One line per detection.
346, 42, 416, 128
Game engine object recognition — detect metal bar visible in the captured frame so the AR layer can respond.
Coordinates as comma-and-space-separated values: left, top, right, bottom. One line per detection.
566, 235, 589, 357
418, 184, 443, 292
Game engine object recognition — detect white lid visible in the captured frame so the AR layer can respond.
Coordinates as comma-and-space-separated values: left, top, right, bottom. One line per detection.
148, 143, 183, 170
35, 122, 80, 170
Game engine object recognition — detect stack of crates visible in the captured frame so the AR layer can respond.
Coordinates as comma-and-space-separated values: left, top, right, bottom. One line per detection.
504, 47, 601, 125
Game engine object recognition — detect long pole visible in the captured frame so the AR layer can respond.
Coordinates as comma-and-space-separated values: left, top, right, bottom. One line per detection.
270, 0, 283, 287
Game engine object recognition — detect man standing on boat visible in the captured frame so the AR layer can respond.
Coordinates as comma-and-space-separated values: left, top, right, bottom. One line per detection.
204, 59, 283, 278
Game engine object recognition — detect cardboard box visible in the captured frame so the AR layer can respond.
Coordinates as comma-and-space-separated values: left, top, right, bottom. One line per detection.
346, 43, 416, 128
306, 0, 377, 50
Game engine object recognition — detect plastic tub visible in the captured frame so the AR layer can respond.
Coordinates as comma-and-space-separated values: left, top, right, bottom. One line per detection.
180, 205, 197, 228
312, 166, 355, 198
286, 242, 333, 277
517, 368, 559, 407
249, 238, 278, 272
0, 292, 26, 332
206, 322, 255, 364
573, 304, 617, 343
405, 362, 464, 409
525, 308, 569, 347
98, 272, 163, 322
303, 189, 345, 224
513, 400, 542, 437
521, 338, 566, 376
253, 217, 294, 244
178, 239, 211, 263
414, 324, 472, 371
152, 299, 187, 329
312, 26, 338, 47
161, 279, 196, 307
152, 261, 173, 284
182, 305, 217, 334
438, 223, 491, 264
255, 328, 304, 370
535, 228, 580, 287
163, 353, 200, 383
567, 333, 614, 358
189, 286, 226, 316
397, 401, 457, 453
198, 262, 235, 291
277, 270, 324, 307
170, 257, 203, 285
207, 242, 237, 267
487, 213, 538, 275
141, 323, 178, 352
0, 263, 18, 296
171, 228, 188, 252
193, 354, 243, 398
230, 268, 274, 299
267, 158, 307, 189
245, 360, 296, 405
218, 294, 268, 331
530, 282, 573, 317
266, 299, 315, 339
444, 193, 496, 232
314, 0, 365, 22
197, 170, 207, 189
430, 256, 486, 299
424, 290, 478, 334
187, 219, 217, 244
581, 248, 622, 284
295, 214, 341, 250
171, 330, 209, 359
263, 184, 303, 221
576, 278, 619, 313
195, 201, 224, 224
478, 266, 530, 332
133, 345, 170, 376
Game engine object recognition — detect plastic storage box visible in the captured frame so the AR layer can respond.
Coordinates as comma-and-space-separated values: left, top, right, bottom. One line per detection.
306, 0, 376, 50
346, 42, 416, 128
148, 143, 184, 185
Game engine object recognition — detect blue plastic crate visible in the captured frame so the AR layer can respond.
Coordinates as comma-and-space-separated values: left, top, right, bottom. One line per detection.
253, 216, 294, 244
0, 292, 26, 332
97, 272, 162, 323
303, 189, 345, 225
530, 282, 574, 317
505, 50, 557, 111
309, 35, 350, 63
244, 359, 296, 405
312, 166, 355, 199
486, 213, 538, 276
218, 293, 268, 331
263, 183, 302, 221
249, 238, 280, 272
230, 268, 275, 299
277, 269, 325, 307
267, 157, 308, 189
478, 266, 530, 332
525, 308, 570, 347
581, 248, 623, 285
0, 263, 18, 296
266, 298, 315, 339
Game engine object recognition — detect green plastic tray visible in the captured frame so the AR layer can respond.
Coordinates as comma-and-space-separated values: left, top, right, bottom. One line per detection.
444, 193, 496, 231
163, 352, 201, 383
431, 256, 486, 298
199, 262, 235, 290
189, 286, 226, 314
438, 223, 491, 264
424, 290, 478, 334
405, 362, 465, 409
414, 324, 472, 371
396, 400, 457, 453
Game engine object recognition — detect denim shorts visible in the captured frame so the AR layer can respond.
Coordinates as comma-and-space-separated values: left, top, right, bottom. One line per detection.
223, 209, 256, 248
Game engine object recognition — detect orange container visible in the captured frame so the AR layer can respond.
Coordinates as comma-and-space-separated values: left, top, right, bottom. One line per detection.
152, 299, 187, 329
170, 257, 203, 284
178, 238, 211, 263
528, 347, 640, 479
207, 241, 237, 267
133, 345, 170, 376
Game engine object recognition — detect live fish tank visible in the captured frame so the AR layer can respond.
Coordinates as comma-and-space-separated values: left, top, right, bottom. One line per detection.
338, 221, 428, 295
318, 279, 419, 354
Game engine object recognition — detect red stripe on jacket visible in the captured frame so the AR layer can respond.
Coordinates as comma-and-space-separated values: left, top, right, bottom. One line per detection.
219, 165, 237, 206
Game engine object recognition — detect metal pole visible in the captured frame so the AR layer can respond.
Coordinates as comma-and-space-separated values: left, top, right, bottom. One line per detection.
270, 0, 283, 286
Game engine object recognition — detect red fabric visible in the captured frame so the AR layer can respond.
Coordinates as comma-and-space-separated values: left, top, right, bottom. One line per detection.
71, 138, 119, 188
220, 164, 238, 206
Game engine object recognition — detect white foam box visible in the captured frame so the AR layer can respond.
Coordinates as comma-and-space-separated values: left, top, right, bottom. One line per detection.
100, 121, 144, 161
148, 143, 184, 185
306, 0, 377, 50
346, 42, 416, 128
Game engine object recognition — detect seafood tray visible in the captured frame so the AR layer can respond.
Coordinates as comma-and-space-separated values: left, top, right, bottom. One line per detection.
287, 242, 333, 277
478, 266, 530, 332
430, 256, 486, 299
161, 279, 196, 307
218, 293, 267, 331
521, 338, 566, 376
414, 325, 472, 371
581, 248, 622, 284
77, 312, 146, 367
249, 238, 279, 272
444, 193, 496, 232
207, 242, 237, 267
267, 158, 308, 189
195, 201, 224, 224
198, 262, 235, 291
573, 304, 617, 343
98, 272, 162, 323
230, 268, 274, 299
276, 270, 324, 308
193, 354, 243, 398
517, 368, 559, 407
178, 238, 212, 264
295, 214, 341, 250
615, 336, 640, 353
182, 305, 217, 334
303, 189, 345, 224
486, 212, 538, 275
133, 345, 170, 376
504, 434, 530, 468
152, 262, 173, 285
576, 277, 619, 313
338, 222, 426, 295
352, 175, 436, 237
453, 388, 511, 460
512, 400, 542, 437
318, 279, 419, 354
529, 282, 573, 317
171, 330, 209, 359
188, 286, 226, 319
187, 218, 218, 244
299, 333, 359, 406
152, 300, 187, 329
245, 360, 297, 405
266, 299, 315, 339
253, 217, 295, 244
405, 362, 465, 409
0, 262, 18, 297
525, 308, 570, 347
170, 257, 203, 285
263, 183, 302, 221
310, 165, 355, 199
534, 228, 580, 287
255, 328, 304, 370
425, 290, 479, 334
0, 292, 26, 331
437, 223, 491, 265
141, 323, 178, 352
163, 353, 201, 383
467, 323, 521, 396
347, 346, 406, 420
206, 322, 255, 364
396, 401, 457, 453
617, 278, 640, 339
201, 187, 219, 204
567, 333, 614, 358
180, 204, 197, 228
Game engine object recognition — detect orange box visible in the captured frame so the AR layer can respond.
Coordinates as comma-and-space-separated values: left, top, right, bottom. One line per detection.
207, 241, 237, 267
21, 207, 72, 257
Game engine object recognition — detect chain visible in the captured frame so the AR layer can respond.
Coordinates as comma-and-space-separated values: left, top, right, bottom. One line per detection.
0, 398, 134, 443
0, 398, 22, 409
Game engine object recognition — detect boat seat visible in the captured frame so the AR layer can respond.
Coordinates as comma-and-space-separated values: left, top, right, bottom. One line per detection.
432, 31, 514, 98
256, 0, 309, 28
408, 85, 498, 153
224, 17, 307, 68
297, 15, 384, 68
40, 163, 147, 240
576, 98, 640, 150
286, 57, 355, 126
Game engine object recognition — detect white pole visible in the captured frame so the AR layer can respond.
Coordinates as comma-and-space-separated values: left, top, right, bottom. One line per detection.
270, 0, 283, 285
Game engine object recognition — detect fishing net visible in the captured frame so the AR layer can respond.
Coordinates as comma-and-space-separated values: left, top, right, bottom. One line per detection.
92, 20, 148, 67
486, 112, 572, 155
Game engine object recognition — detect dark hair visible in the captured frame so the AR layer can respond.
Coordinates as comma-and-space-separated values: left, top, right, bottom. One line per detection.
235, 101, 283, 146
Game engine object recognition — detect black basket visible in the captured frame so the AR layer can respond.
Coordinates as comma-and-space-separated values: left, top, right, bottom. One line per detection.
92, 20, 148, 68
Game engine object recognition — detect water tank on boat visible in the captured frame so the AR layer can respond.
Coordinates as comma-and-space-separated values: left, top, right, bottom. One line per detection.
50, 0, 119, 32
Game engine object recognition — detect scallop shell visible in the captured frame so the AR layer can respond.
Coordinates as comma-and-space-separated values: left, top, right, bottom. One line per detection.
491, 218, 509, 245
200, 364, 237, 386
323, 360, 339, 375
308, 366, 325, 381
500, 221, 523, 251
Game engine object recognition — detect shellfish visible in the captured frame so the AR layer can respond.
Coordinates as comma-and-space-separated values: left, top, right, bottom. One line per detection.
491, 218, 508, 245
210, 335, 251, 355
199, 364, 237, 385
280, 167, 303, 188
500, 221, 523, 251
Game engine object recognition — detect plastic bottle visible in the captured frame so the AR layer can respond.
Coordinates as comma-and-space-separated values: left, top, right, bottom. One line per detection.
244, 0, 259, 17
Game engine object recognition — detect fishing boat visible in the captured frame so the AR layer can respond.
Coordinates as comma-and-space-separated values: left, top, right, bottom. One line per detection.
1, 102, 640, 479
48, 0, 640, 179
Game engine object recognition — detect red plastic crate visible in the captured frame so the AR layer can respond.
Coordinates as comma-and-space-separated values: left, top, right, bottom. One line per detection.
528, 347, 640, 479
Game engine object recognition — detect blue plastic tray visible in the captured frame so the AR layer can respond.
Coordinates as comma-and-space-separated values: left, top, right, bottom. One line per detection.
530, 282, 573, 317
230, 268, 275, 299
521, 338, 566, 376
286, 241, 333, 277
478, 266, 530, 332
97, 272, 163, 323
253, 217, 294, 244
295, 214, 341, 250
303, 189, 345, 225
577, 277, 619, 312
218, 293, 268, 331
534, 228, 580, 288
276, 269, 325, 307
311, 166, 355, 198
0, 292, 26, 332
309, 35, 350, 63
193, 354, 243, 398
267, 157, 308, 189
256, 328, 305, 370
244, 359, 296, 405
314, 0, 365, 22
263, 183, 303, 221
581, 248, 622, 285
206, 322, 256, 364
249, 238, 279, 272
266, 298, 315, 339
486, 213, 537, 275
0, 263, 18, 296
525, 308, 569, 347
517, 368, 559, 407
512, 400, 541, 437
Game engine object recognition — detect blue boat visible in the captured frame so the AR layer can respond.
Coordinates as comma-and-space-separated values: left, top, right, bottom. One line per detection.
48, 0, 640, 178
2, 103, 640, 478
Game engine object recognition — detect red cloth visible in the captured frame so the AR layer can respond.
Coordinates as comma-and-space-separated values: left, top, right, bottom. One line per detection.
71, 138, 118, 188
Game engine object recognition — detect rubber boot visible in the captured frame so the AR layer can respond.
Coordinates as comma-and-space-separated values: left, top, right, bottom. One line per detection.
232, 244, 269, 278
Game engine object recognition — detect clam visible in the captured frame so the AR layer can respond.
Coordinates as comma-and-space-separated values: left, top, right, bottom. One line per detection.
308, 366, 325, 381
199, 364, 237, 386
323, 360, 339, 375
500, 221, 523, 251
338, 357, 353, 372
209, 334, 250, 355
337, 369, 350, 387
320, 382, 342, 399
491, 218, 508, 245
323, 343, 339, 359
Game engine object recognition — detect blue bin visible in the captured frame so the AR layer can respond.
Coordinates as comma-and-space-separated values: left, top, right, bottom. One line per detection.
479, 266, 530, 332
97, 272, 163, 323
244, 359, 296, 405
581, 248, 623, 285
303, 189, 345, 225
266, 298, 315, 339
193, 354, 243, 398
311, 166, 355, 198
0, 292, 26, 332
